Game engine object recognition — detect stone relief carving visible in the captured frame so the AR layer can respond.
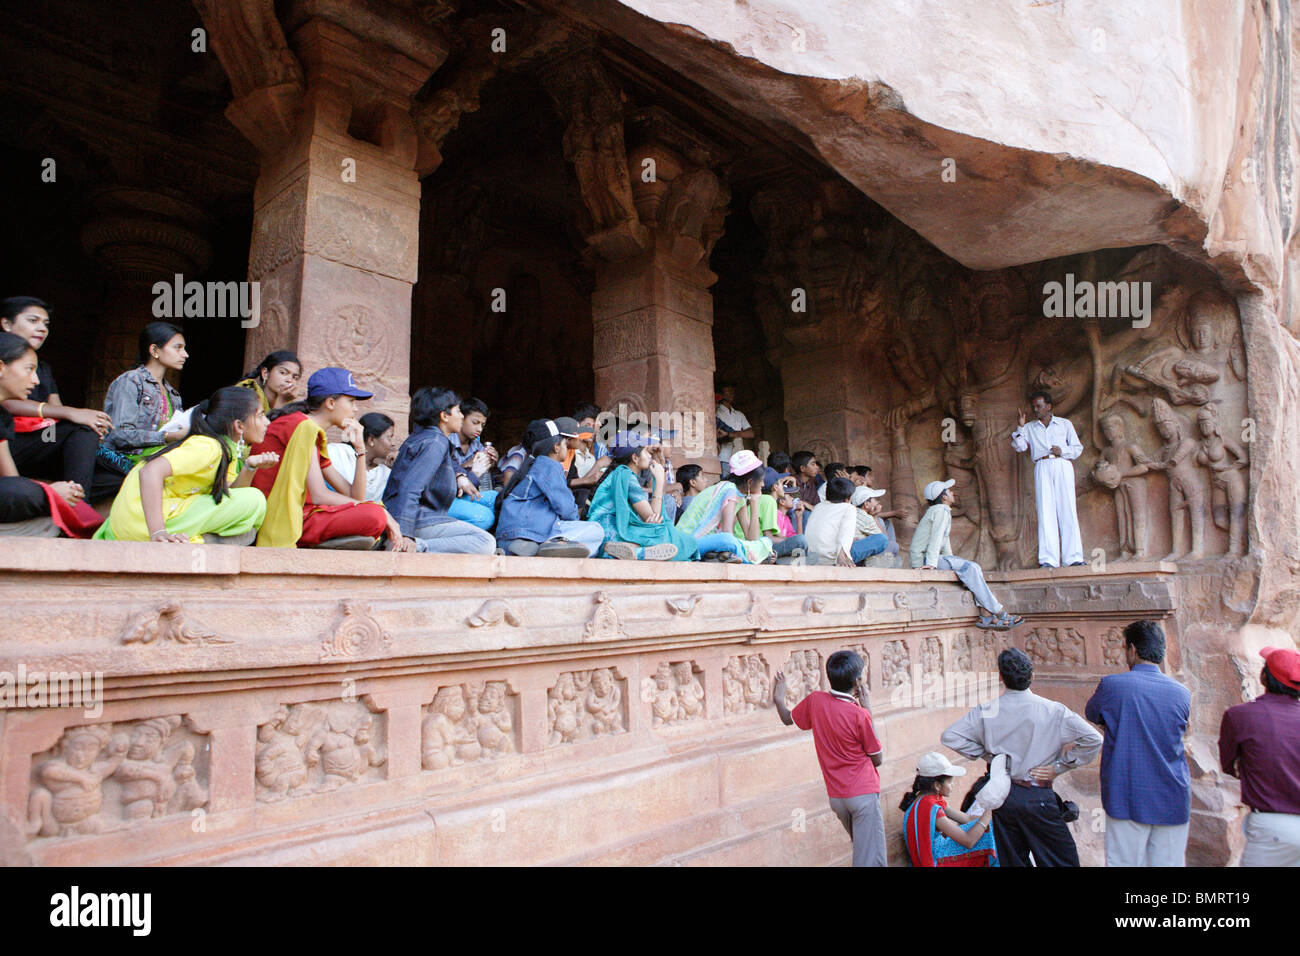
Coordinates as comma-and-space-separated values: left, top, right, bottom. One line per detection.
802, 596, 825, 614
723, 654, 772, 716
422, 681, 517, 770
1024, 627, 1087, 667
583, 591, 626, 641
1092, 412, 1155, 561
121, 602, 229, 646
466, 600, 522, 628
666, 594, 703, 616
648, 660, 706, 727
922, 636, 945, 679
255, 702, 385, 801
783, 649, 823, 709
28, 716, 209, 838
547, 668, 626, 746
319, 601, 393, 660
1151, 399, 1207, 561
747, 591, 776, 631
882, 640, 911, 688
1195, 403, 1249, 556
1102, 627, 1126, 668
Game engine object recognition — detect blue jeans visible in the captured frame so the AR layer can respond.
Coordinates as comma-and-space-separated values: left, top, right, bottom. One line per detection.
694, 532, 749, 561
772, 534, 806, 557
448, 489, 498, 530
851, 534, 888, 564
937, 554, 1003, 615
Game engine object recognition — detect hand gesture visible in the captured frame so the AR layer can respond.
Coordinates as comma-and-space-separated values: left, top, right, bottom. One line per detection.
50, 481, 85, 506
772, 670, 787, 705
340, 418, 364, 452
1029, 764, 1060, 784
245, 452, 280, 470
648, 458, 665, 480
456, 474, 480, 500
1017, 409, 1027, 427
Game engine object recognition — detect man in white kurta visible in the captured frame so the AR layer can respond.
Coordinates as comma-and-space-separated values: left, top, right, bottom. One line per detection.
1010, 391, 1084, 567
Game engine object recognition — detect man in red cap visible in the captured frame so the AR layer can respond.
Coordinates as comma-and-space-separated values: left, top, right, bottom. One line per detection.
1219, 644, 1300, 866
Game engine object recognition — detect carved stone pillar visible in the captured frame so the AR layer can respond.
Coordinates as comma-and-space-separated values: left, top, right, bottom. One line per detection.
80, 187, 214, 409
197, 0, 450, 432
751, 180, 875, 468
545, 55, 727, 471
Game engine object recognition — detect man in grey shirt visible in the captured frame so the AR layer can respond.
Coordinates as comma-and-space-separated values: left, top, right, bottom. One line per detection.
941, 647, 1102, 866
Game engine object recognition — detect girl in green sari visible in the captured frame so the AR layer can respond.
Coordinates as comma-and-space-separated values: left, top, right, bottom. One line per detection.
675, 450, 774, 564
587, 444, 697, 561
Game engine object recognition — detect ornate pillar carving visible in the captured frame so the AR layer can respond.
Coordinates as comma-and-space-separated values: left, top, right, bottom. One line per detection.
196, 0, 451, 432
751, 180, 876, 469
545, 52, 728, 470
80, 187, 214, 409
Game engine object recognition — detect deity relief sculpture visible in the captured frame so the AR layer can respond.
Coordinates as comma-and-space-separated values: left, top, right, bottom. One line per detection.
1195, 404, 1249, 556
27, 725, 124, 838
1092, 413, 1156, 561
1149, 398, 1207, 560
547, 668, 627, 746
1102, 628, 1126, 668
723, 654, 772, 716
882, 640, 911, 688
422, 681, 518, 771
255, 702, 385, 801
922, 637, 944, 679
1116, 290, 1244, 407
1024, 627, 1086, 667
649, 661, 706, 726
650, 663, 678, 725
256, 705, 312, 801
783, 649, 823, 709
114, 717, 206, 820
28, 716, 210, 838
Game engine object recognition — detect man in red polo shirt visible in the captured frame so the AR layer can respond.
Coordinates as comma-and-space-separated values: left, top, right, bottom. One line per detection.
1219, 645, 1300, 866
774, 650, 886, 866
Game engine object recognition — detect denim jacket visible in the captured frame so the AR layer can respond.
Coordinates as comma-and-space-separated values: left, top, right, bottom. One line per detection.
103, 366, 183, 453
382, 426, 458, 537
495, 455, 578, 543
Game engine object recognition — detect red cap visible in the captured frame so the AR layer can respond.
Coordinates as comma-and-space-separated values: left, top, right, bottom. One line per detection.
1260, 646, 1300, 691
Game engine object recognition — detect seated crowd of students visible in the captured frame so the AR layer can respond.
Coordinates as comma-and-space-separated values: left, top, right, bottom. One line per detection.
0, 297, 1024, 620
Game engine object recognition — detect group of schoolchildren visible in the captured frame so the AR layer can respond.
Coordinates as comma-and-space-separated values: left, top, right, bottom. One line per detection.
0, 296, 1017, 622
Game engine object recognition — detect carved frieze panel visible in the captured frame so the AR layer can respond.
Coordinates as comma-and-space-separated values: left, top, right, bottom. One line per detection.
28, 717, 209, 839
1102, 627, 1126, 669
547, 667, 626, 746
882, 640, 910, 688
922, 636, 945, 679
256, 702, 386, 801
422, 680, 518, 770
647, 660, 706, 727
723, 654, 772, 716
783, 649, 823, 709
1024, 627, 1086, 667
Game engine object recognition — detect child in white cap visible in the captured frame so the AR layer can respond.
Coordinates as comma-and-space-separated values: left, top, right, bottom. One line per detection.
900, 751, 1004, 867
910, 478, 1022, 630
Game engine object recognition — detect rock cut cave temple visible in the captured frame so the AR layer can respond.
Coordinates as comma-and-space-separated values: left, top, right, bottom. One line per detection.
1, 0, 1298, 866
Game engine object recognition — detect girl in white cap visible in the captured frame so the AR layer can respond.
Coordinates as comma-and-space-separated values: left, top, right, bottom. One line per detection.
900, 752, 998, 867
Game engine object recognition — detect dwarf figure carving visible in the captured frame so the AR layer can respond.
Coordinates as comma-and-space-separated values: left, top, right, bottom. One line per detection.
672, 662, 705, 722
256, 706, 310, 801
473, 681, 514, 758
423, 686, 480, 770
114, 716, 186, 820
548, 673, 582, 746
585, 667, 622, 736
27, 724, 125, 837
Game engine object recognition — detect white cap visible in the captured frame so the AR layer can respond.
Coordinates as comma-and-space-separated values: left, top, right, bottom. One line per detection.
850, 486, 887, 506
916, 751, 967, 777
923, 478, 956, 502
728, 449, 763, 477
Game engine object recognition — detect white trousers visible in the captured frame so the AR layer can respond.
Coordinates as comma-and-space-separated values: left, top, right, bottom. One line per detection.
1104, 816, 1188, 867
1034, 458, 1083, 566
1240, 811, 1300, 867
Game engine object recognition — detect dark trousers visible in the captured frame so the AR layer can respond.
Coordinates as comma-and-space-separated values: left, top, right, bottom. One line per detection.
9, 423, 123, 501
992, 783, 1080, 867
0, 476, 51, 523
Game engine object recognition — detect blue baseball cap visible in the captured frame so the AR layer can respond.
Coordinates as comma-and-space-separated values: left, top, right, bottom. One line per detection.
307, 367, 373, 400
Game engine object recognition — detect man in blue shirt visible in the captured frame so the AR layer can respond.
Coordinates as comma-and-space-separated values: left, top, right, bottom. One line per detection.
495, 419, 604, 558
1085, 620, 1191, 866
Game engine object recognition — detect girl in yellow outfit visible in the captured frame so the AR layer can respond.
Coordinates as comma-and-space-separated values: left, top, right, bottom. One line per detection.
94, 387, 278, 543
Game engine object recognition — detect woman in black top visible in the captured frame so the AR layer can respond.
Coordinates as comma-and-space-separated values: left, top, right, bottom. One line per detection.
0, 296, 123, 501
0, 332, 85, 523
